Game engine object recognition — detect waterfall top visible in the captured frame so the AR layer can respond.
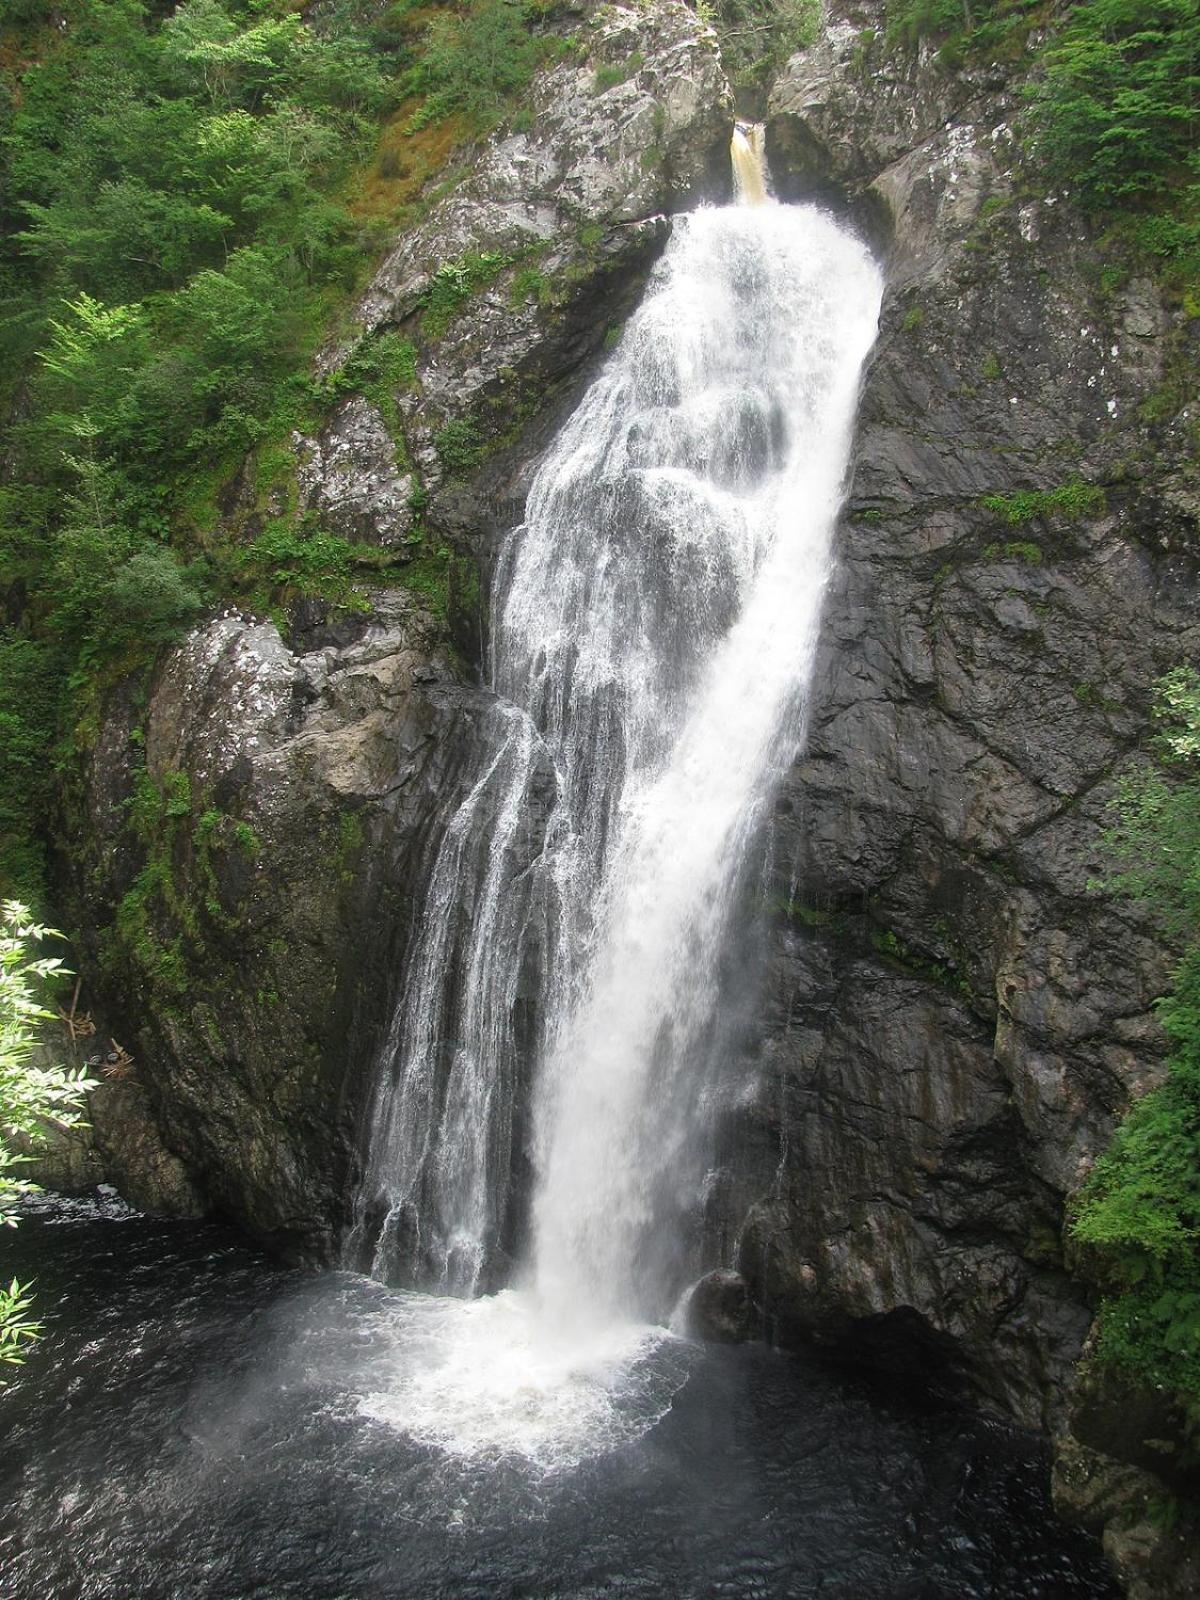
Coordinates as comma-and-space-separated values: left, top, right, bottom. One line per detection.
731, 122, 769, 206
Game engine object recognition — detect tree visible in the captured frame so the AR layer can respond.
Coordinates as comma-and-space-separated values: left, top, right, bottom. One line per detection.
1026, 0, 1200, 209
0, 901, 94, 1378
1073, 670, 1200, 1403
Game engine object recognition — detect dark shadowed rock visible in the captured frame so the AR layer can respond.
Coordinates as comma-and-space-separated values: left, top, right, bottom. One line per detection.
686, 1268, 755, 1344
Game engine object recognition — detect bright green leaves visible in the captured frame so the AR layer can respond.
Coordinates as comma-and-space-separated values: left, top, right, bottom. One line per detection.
0, 901, 94, 1234
1027, 1, 1200, 209
0, 1278, 40, 1375
403, 0, 554, 134
1075, 669, 1200, 1401
1099, 672, 1200, 943
1024, 1, 1200, 284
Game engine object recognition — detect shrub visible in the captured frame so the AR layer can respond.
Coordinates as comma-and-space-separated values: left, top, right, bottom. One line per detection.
402, 0, 553, 133
980, 480, 1106, 525
1075, 668, 1200, 1404
1, 901, 94, 1378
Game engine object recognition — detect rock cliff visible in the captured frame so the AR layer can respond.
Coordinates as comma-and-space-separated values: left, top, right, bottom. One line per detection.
714, 5, 1200, 1590
728, 0, 1199, 1427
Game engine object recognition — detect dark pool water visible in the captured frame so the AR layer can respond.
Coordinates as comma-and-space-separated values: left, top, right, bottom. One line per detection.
0, 1198, 1116, 1600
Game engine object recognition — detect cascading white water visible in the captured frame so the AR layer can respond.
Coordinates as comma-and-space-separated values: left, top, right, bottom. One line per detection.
347, 133, 882, 1462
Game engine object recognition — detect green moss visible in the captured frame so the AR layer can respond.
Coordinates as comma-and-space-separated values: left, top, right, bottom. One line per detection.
902, 305, 925, 332
980, 481, 1107, 525
980, 351, 1003, 380
983, 539, 1044, 564
399, 539, 480, 624
593, 53, 643, 91
336, 810, 366, 887
103, 763, 266, 1000
871, 925, 972, 997
1073, 681, 1123, 713
421, 251, 510, 339
1140, 385, 1186, 425
781, 899, 842, 930
510, 265, 562, 311
323, 332, 420, 445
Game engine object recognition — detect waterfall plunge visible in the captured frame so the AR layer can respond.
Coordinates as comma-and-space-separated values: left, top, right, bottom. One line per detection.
347, 137, 882, 1462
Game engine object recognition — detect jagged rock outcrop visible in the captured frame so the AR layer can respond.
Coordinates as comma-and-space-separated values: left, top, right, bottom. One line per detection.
300, 1, 731, 560
1052, 1356, 1200, 1599
65, 592, 495, 1251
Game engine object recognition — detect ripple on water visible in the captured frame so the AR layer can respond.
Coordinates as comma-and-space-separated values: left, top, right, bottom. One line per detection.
0, 1208, 1120, 1600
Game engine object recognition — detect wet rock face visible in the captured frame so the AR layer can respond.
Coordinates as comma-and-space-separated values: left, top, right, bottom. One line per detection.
713, 0, 1200, 1435
66, 593, 499, 1253
686, 1268, 755, 1344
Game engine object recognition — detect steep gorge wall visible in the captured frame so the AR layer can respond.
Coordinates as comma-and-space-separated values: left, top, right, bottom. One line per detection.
713, 6, 1200, 1590
727, 0, 1199, 1427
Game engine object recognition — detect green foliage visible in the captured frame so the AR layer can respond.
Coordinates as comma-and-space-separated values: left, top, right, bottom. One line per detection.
983, 539, 1043, 564
883, 0, 1043, 66
594, 53, 643, 92
104, 764, 261, 994
421, 250, 509, 338
980, 350, 1003, 380
871, 924, 971, 996
434, 417, 485, 474
236, 517, 365, 607
1, 901, 94, 1376
883, 1, 1200, 284
0, 0, 407, 892
0, 633, 60, 903
510, 264, 560, 310
1075, 669, 1200, 1402
1025, 0, 1200, 283
1027, 3, 1200, 207
980, 480, 1106, 525
707, 0, 821, 89
0, 1278, 39, 1374
398, 539, 479, 621
401, 0, 565, 134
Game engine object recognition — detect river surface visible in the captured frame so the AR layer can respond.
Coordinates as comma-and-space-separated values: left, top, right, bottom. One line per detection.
1, 1198, 1117, 1600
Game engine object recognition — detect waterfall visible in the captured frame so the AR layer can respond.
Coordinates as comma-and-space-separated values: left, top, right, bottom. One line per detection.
731, 122, 769, 205
348, 132, 881, 1434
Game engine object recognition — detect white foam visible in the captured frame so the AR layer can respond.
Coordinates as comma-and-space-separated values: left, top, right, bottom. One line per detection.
354, 1288, 689, 1471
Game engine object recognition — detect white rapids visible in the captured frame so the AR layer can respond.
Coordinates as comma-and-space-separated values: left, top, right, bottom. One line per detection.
344, 133, 883, 1467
